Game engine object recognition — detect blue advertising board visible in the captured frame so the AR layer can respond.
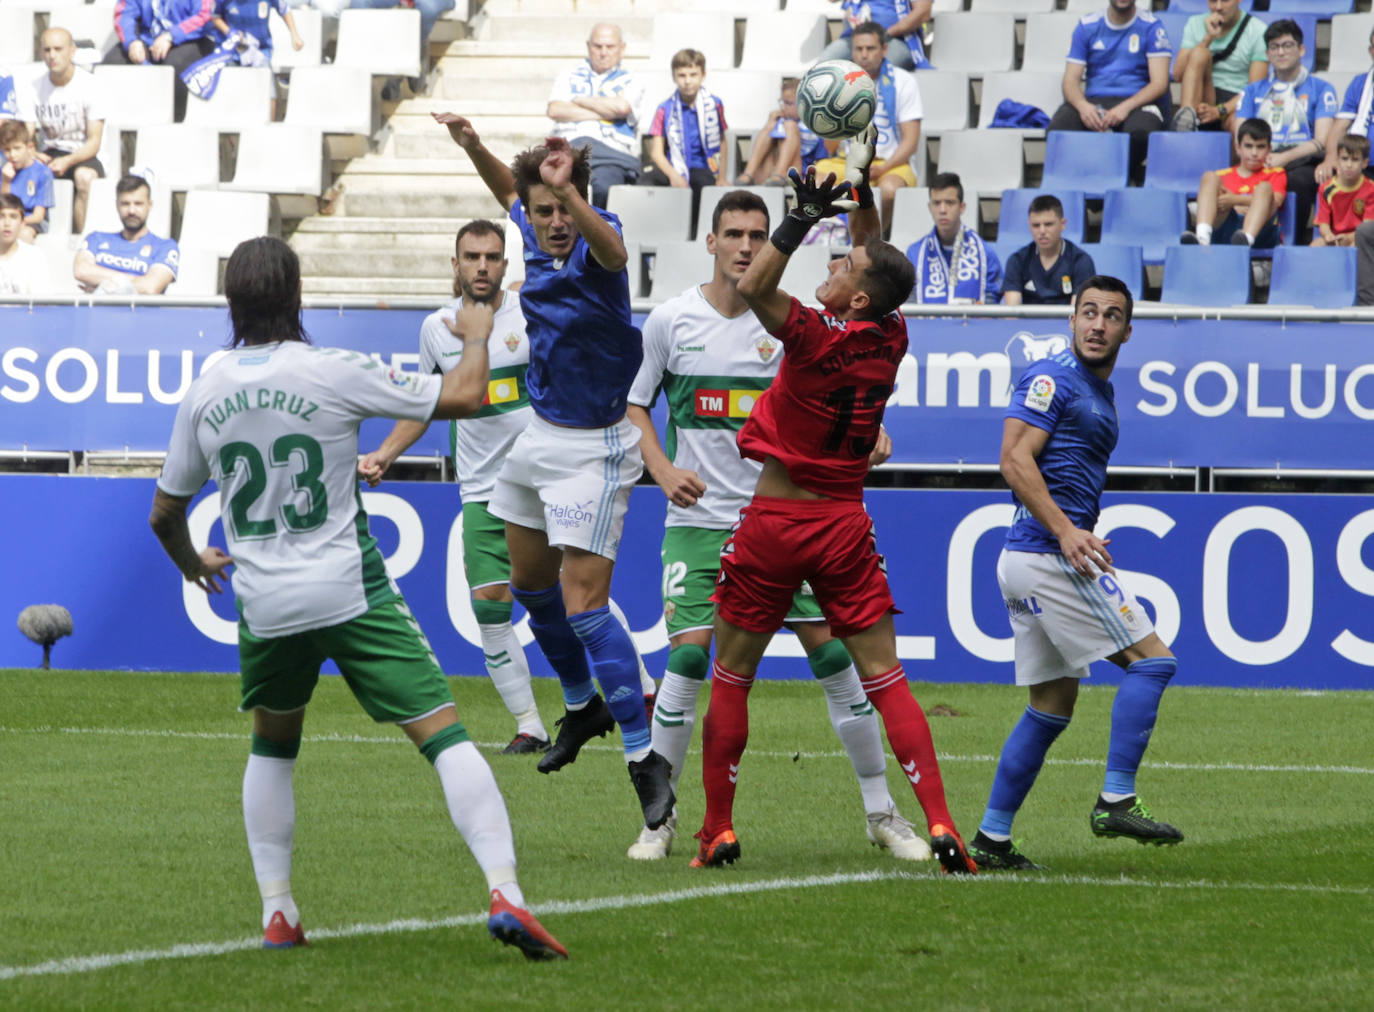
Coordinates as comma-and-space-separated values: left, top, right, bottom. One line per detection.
4, 475, 1372, 690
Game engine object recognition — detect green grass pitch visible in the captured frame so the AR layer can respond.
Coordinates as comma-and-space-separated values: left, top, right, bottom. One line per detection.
2, 668, 1371, 1010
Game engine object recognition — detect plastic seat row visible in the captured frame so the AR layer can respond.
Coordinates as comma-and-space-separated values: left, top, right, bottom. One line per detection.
607, 184, 786, 244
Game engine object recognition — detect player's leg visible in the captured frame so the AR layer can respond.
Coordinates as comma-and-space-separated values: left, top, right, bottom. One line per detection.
606, 596, 658, 713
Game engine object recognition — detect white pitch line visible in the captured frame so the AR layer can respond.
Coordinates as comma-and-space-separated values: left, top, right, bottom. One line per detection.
3, 868, 1371, 983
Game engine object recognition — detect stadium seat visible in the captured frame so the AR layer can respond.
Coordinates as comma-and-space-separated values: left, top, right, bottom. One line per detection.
47, 179, 73, 238
623, 240, 643, 299
651, 13, 734, 72
0, 8, 34, 65
1143, 132, 1231, 195
1153, 12, 1189, 54
969, 0, 1055, 13
91, 66, 176, 129
179, 190, 272, 258
1039, 131, 1128, 198
167, 247, 221, 296
929, 14, 1016, 74
270, 6, 323, 70
1326, 14, 1374, 72
283, 67, 373, 136
997, 188, 1086, 243
1020, 13, 1081, 74
83, 178, 174, 238
182, 68, 273, 130
606, 185, 693, 244
937, 130, 1024, 197
648, 240, 714, 301
33, 234, 82, 295
47, 5, 119, 57
1101, 187, 1188, 264
976, 71, 1060, 132
1063, 0, 1133, 9
914, 71, 970, 135
782, 244, 837, 293
134, 125, 220, 191
710, 71, 782, 136
1265, 0, 1353, 16
888, 187, 935, 249
1077, 242, 1145, 300
740, 13, 827, 72
990, 237, 1022, 273
1267, 246, 1357, 307
694, 185, 785, 241
225, 125, 324, 196
335, 8, 422, 78
1160, 244, 1251, 306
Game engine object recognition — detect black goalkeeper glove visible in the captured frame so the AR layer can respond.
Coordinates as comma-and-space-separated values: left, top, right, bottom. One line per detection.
770, 167, 857, 255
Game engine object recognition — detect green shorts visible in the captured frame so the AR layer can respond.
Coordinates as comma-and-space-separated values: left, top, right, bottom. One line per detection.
462, 500, 512, 590
239, 591, 453, 723
660, 525, 822, 638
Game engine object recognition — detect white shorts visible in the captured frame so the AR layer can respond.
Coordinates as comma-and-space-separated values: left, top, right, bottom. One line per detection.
488, 414, 643, 560
996, 548, 1154, 686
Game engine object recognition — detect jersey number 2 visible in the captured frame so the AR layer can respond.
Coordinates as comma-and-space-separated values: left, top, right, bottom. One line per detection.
220, 435, 328, 540
823, 384, 890, 457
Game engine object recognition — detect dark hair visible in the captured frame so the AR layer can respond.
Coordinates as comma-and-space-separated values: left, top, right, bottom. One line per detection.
1338, 134, 1370, 162
225, 237, 308, 348
1264, 18, 1302, 46
711, 189, 770, 234
454, 218, 505, 256
0, 119, 31, 148
115, 174, 151, 197
851, 20, 887, 45
0, 193, 24, 215
1028, 194, 1064, 218
511, 144, 591, 207
1237, 118, 1272, 146
1073, 274, 1134, 324
928, 172, 964, 203
671, 48, 705, 72
859, 238, 914, 320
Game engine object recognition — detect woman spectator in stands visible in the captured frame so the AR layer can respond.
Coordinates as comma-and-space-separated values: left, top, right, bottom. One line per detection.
105, 0, 218, 121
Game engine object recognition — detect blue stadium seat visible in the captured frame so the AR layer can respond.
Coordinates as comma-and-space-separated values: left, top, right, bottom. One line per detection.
1101, 187, 1188, 264
1154, 12, 1190, 54
1161, 245, 1252, 305
1077, 243, 1145, 301
1266, 0, 1353, 16
1040, 132, 1130, 198
1248, 195, 1302, 259
1144, 132, 1232, 194
998, 188, 1086, 244
1267, 247, 1357, 306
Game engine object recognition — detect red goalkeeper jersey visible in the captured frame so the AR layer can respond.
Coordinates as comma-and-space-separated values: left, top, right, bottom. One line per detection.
736, 297, 908, 499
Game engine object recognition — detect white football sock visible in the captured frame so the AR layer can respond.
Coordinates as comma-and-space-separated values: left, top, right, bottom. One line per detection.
608, 598, 657, 697
432, 741, 521, 901
243, 754, 299, 929
651, 671, 705, 792
1197, 223, 1213, 245
477, 620, 546, 739
818, 666, 895, 815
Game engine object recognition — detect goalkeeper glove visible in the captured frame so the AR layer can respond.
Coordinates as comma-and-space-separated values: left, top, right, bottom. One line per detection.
770, 167, 856, 255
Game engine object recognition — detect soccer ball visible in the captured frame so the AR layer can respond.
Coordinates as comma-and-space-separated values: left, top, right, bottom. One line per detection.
797, 60, 877, 141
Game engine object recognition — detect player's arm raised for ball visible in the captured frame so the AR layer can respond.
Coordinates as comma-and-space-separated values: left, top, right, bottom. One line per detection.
434, 112, 518, 211
540, 135, 628, 271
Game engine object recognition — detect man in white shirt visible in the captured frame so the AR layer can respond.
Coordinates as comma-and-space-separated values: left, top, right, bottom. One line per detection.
21, 28, 105, 234
0, 194, 52, 295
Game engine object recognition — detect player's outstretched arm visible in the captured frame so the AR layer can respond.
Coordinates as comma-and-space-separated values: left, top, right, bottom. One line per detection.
359, 419, 430, 487
434, 112, 518, 211
843, 124, 881, 248
1000, 417, 1113, 577
433, 301, 495, 418
627, 404, 707, 507
149, 488, 233, 594
540, 136, 627, 271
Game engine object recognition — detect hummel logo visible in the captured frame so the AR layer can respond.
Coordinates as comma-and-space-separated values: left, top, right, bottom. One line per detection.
902, 759, 921, 786
728, 762, 739, 784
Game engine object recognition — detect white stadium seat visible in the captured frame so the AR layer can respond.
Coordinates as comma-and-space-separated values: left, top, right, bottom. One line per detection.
0, 7, 35, 64
1328, 14, 1374, 73
1021, 13, 1080, 73
91, 65, 175, 128
181, 67, 272, 130
606, 185, 694, 244
888, 187, 936, 251
166, 246, 220, 296
178, 190, 271, 258
936, 129, 1024, 197
694, 184, 784, 242
913, 70, 970, 135
648, 240, 713, 301
928, 13, 1015, 74
47, 4, 119, 56
270, 6, 323, 70
739, 12, 828, 73
283, 66, 373, 136
650, 13, 734, 73
977, 71, 1062, 130
134, 125, 221, 190
970, 0, 1054, 13
224, 125, 324, 196
335, 8, 421, 78
46, 178, 74, 238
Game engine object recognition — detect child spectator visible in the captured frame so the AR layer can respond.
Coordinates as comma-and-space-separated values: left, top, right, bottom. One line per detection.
1312, 135, 1374, 247
0, 121, 54, 241
1000, 194, 1095, 305
1182, 117, 1286, 247
0, 194, 51, 294
638, 49, 727, 222
212, 0, 305, 68
735, 77, 828, 186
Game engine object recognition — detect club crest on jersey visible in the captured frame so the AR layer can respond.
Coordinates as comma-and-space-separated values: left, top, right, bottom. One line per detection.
755, 335, 779, 362
1024, 375, 1056, 412
1129, 33, 1140, 53
503, 333, 521, 352
663, 600, 676, 621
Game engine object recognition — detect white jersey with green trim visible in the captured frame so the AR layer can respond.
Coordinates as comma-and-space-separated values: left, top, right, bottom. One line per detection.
158, 342, 442, 639
627, 284, 783, 530
419, 293, 532, 502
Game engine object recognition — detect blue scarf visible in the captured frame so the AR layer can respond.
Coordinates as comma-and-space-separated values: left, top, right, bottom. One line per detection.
181, 31, 247, 100
875, 60, 898, 151
566, 60, 636, 146
912, 225, 989, 304
664, 90, 722, 179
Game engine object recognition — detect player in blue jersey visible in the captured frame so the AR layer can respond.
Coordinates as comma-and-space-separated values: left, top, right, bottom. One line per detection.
968, 275, 1183, 872
73, 174, 179, 294
435, 111, 673, 833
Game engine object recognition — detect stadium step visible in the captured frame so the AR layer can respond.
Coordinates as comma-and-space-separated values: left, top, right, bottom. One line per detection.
291, 225, 457, 253
436, 74, 556, 103
302, 275, 456, 298
297, 249, 461, 277
477, 16, 652, 45
330, 184, 504, 219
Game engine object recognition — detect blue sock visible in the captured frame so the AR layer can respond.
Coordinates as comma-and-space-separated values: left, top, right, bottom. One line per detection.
979, 706, 1071, 839
568, 605, 649, 756
1103, 657, 1178, 797
509, 583, 595, 708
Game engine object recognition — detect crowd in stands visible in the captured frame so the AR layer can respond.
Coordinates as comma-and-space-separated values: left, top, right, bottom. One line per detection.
6, 0, 1374, 305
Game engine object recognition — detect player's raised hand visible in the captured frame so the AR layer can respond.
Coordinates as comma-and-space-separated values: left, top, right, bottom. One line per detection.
191, 547, 233, 595
357, 450, 393, 488
540, 136, 575, 192
433, 112, 481, 150
844, 122, 878, 187
1058, 528, 1114, 578
787, 166, 857, 222
653, 464, 708, 509
449, 300, 496, 345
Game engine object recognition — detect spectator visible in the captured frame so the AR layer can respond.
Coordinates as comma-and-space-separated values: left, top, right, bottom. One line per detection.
0, 194, 51, 295
212, 0, 305, 68
1317, 26, 1374, 189
1312, 135, 1374, 247
907, 172, 1001, 304
21, 29, 105, 236
819, 0, 931, 71
1181, 118, 1285, 248
1356, 217, 1374, 304
1048, 0, 1171, 185
105, 0, 217, 121
0, 121, 54, 241
735, 77, 829, 186
1000, 194, 1095, 306
73, 174, 179, 294
1236, 20, 1335, 246
1169, 0, 1267, 134
547, 23, 645, 208
348, 0, 452, 99
1, 72, 18, 120
813, 21, 921, 234
637, 49, 726, 222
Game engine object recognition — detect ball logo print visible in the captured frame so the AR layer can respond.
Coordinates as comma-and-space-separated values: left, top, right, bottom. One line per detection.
797, 60, 877, 141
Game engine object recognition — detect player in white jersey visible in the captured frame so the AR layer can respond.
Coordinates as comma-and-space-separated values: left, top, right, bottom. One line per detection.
623, 190, 930, 864
150, 237, 567, 960
360, 220, 551, 754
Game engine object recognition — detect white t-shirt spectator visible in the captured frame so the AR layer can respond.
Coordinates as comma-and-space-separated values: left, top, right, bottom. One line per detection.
873, 64, 922, 161
21, 68, 103, 155
0, 242, 52, 295
548, 62, 645, 158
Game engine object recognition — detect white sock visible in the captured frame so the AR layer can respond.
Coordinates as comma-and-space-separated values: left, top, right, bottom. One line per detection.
477, 620, 546, 739
1100, 791, 1133, 804
432, 741, 520, 898
651, 671, 705, 792
1197, 223, 1213, 245
818, 667, 894, 815
608, 598, 656, 697
1241, 231, 1255, 246
243, 754, 299, 929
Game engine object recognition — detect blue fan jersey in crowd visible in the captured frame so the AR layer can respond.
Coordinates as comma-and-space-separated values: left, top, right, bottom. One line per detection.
82, 231, 181, 277
838, 0, 913, 38
509, 199, 642, 428
1067, 11, 1171, 99
216, 0, 286, 55
0, 74, 16, 119
1004, 351, 1118, 553
1338, 73, 1374, 165
9, 161, 55, 215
